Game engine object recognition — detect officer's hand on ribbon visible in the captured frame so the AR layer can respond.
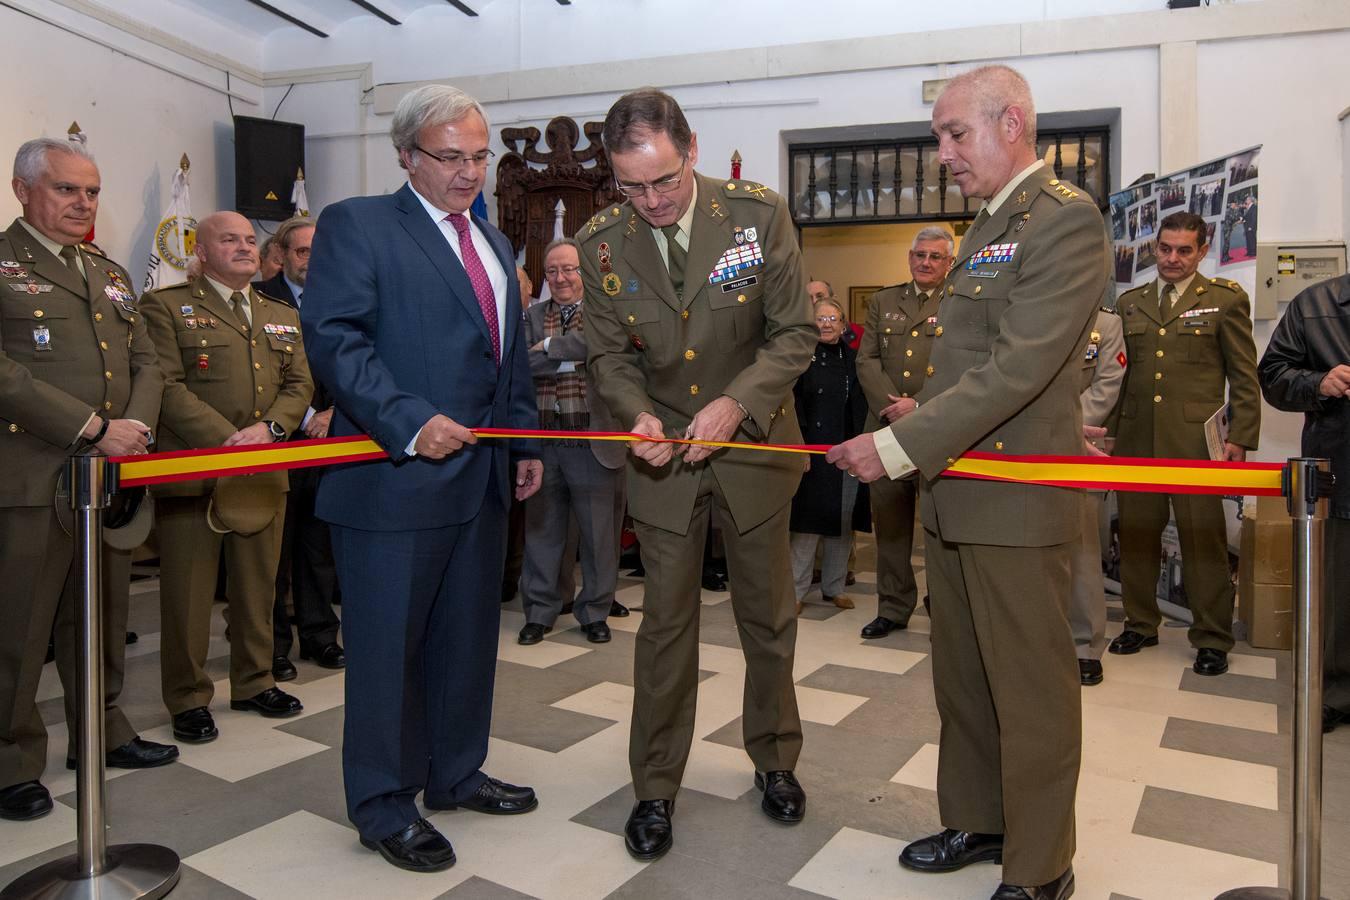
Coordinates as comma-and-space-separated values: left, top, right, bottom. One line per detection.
93, 418, 152, 456
629, 412, 675, 468
825, 433, 887, 483
222, 422, 274, 447
680, 396, 745, 464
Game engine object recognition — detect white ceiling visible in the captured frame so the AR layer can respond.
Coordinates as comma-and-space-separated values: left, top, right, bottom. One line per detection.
179, 0, 502, 39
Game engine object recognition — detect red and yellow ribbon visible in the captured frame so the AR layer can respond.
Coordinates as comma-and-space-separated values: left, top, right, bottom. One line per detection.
112, 428, 1284, 497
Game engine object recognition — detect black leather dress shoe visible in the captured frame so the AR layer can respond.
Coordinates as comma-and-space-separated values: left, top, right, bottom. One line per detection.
172, 706, 218, 743
1107, 630, 1158, 655
624, 799, 674, 860
1078, 659, 1103, 686
701, 572, 727, 592
899, 828, 1004, 872
301, 642, 346, 669
230, 686, 303, 718
67, 737, 179, 770
584, 621, 612, 644
861, 616, 905, 639
0, 780, 52, 821
518, 623, 550, 645
272, 655, 298, 682
610, 600, 630, 617
360, 818, 455, 873
1193, 648, 1229, 676
991, 866, 1074, 899
429, 776, 538, 814
755, 770, 806, 823
1324, 706, 1350, 733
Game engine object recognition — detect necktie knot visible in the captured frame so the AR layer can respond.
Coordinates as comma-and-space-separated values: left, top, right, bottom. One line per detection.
59, 245, 84, 282
229, 291, 250, 327
447, 213, 471, 236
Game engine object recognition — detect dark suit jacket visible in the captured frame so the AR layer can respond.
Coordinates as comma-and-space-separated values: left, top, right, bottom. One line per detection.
257, 272, 331, 415
300, 184, 539, 531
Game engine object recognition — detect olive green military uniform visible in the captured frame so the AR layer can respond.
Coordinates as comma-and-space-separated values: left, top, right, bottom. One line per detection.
855, 281, 942, 624
1110, 276, 1260, 651
885, 166, 1107, 886
0, 219, 162, 786
580, 174, 816, 800
140, 276, 312, 714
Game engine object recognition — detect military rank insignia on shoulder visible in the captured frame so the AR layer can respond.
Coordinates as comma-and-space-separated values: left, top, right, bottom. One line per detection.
723, 180, 773, 202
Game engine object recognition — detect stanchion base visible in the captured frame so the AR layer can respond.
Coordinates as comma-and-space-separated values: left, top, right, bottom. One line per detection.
0, 843, 179, 900
1215, 889, 1328, 899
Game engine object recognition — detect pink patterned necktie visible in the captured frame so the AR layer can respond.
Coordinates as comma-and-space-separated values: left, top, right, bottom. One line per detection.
447, 213, 500, 365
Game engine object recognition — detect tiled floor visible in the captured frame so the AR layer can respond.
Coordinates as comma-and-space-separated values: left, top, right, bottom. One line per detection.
3, 544, 1347, 900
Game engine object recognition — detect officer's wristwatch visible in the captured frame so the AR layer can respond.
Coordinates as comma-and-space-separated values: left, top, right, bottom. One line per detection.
263, 420, 287, 442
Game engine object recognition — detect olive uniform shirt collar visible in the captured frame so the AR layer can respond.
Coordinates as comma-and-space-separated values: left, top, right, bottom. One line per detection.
17, 217, 85, 278
653, 179, 699, 268
204, 274, 254, 325
1157, 272, 1199, 303
981, 160, 1046, 218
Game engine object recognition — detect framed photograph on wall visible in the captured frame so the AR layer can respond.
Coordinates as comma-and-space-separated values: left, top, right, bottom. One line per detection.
848, 285, 882, 324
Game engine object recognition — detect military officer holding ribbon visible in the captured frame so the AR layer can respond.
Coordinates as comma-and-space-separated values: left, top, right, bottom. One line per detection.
1108, 210, 1260, 677
854, 225, 954, 639
141, 210, 313, 744
579, 88, 816, 862
0, 138, 178, 822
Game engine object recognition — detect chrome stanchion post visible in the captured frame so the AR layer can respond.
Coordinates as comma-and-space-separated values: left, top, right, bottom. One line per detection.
1218, 457, 1332, 900
1, 453, 180, 900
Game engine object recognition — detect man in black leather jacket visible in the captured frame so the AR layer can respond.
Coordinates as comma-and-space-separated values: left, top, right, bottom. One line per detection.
1257, 273, 1350, 733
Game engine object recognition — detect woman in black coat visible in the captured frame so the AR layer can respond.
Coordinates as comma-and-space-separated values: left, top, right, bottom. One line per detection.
789, 298, 871, 614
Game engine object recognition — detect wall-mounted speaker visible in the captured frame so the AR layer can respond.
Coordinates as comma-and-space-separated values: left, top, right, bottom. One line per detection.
234, 115, 305, 221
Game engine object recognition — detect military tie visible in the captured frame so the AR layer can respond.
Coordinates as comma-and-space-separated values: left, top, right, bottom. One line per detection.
970, 208, 991, 235
662, 224, 686, 296
1162, 282, 1178, 316
229, 290, 252, 329
58, 245, 84, 283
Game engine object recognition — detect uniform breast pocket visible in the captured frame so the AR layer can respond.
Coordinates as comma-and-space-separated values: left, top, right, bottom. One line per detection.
940, 294, 990, 352
1183, 322, 1217, 361
708, 281, 764, 348
614, 299, 667, 364
2, 306, 76, 362
266, 335, 297, 376
177, 330, 231, 382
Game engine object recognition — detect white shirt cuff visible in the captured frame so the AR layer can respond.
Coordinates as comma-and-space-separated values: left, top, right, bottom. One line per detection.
405, 427, 422, 457
872, 427, 917, 480
543, 336, 552, 352
302, 406, 316, 428
74, 411, 98, 446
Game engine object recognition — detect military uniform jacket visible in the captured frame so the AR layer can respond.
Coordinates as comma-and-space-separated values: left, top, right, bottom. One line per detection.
1110, 276, 1260, 458
580, 173, 816, 535
0, 220, 162, 507
1079, 308, 1126, 427
855, 280, 943, 431
140, 276, 313, 498
889, 167, 1109, 547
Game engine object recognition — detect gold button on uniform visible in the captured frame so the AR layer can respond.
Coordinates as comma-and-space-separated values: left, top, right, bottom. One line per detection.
902, 371, 911, 378
681, 310, 690, 320
257, 385, 264, 394
250, 339, 257, 347
7, 423, 16, 433
1158, 328, 1166, 336
974, 285, 982, 295
254, 362, 262, 370
33, 310, 43, 318
884, 327, 892, 335
103, 402, 112, 410
1156, 350, 1164, 358
94, 313, 102, 321
905, 349, 913, 357
737, 294, 747, 304
284, 346, 293, 354
253, 410, 262, 418
627, 314, 637, 324
947, 285, 954, 296
200, 339, 208, 347
99, 341, 108, 350
926, 365, 935, 376
689, 385, 699, 396
910, 330, 918, 337
104, 371, 112, 380
935, 326, 943, 336
684, 349, 696, 361
1154, 395, 1162, 403
1155, 372, 1162, 380
995, 441, 1004, 450
726, 182, 736, 190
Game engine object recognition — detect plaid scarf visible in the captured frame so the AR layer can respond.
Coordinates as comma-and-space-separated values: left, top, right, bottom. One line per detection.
534, 300, 589, 440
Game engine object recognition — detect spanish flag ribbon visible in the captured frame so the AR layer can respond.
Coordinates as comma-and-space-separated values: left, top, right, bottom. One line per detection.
112, 428, 1284, 496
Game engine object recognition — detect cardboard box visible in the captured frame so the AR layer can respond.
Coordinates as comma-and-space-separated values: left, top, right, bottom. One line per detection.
1239, 517, 1294, 586
1238, 579, 1294, 651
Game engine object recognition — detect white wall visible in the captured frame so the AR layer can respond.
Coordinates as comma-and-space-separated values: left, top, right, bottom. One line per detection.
0, 5, 262, 281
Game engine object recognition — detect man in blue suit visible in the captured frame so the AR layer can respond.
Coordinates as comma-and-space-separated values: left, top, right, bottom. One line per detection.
301, 84, 543, 873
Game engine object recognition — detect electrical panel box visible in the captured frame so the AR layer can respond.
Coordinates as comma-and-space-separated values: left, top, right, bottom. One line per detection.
1253, 241, 1347, 319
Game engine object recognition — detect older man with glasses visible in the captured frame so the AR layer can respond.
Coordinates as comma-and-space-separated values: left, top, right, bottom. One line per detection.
854, 226, 954, 638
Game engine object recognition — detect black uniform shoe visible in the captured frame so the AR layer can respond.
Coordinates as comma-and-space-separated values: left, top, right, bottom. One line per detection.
1193, 648, 1229, 676
272, 655, 298, 682
899, 829, 1004, 872
701, 572, 727, 592
301, 642, 346, 669
1324, 706, 1350, 734
1107, 630, 1158, 655
610, 600, 630, 617
67, 737, 179, 770
624, 799, 674, 860
125, 631, 138, 645
230, 687, 303, 718
518, 623, 550, 645
172, 707, 218, 743
0, 781, 52, 821
991, 866, 1075, 899
584, 621, 612, 644
1078, 659, 1104, 686
360, 818, 456, 873
427, 776, 537, 814
755, 770, 806, 823
861, 616, 905, 639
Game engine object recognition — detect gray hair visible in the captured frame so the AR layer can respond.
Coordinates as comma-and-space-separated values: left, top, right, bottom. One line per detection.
13, 137, 96, 184
391, 84, 489, 171
543, 237, 581, 259
813, 297, 845, 320
912, 226, 955, 254
944, 65, 1037, 149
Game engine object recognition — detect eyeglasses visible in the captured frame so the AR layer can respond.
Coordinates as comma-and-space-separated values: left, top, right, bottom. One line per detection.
544, 265, 580, 278
909, 251, 951, 263
815, 315, 840, 324
613, 157, 687, 199
287, 246, 311, 259
414, 145, 495, 170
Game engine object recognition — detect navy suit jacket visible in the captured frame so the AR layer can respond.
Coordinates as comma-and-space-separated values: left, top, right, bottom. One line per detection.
300, 184, 539, 531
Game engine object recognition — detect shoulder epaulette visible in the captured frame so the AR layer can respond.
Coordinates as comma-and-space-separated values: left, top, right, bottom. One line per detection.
78, 241, 108, 258
722, 180, 775, 203
255, 289, 292, 308
581, 205, 627, 239
1041, 178, 1085, 205
1208, 277, 1243, 292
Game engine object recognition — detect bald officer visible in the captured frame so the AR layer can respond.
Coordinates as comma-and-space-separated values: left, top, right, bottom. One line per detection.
1108, 210, 1260, 677
829, 65, 1105, 899
141, 211, 312, 745
854, 225, 953, 639
0, 138, 178, 821
580, 88, 816, 861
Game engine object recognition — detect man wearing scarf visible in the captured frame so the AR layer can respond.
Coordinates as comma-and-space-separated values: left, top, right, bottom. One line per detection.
518, 238, 626, 645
